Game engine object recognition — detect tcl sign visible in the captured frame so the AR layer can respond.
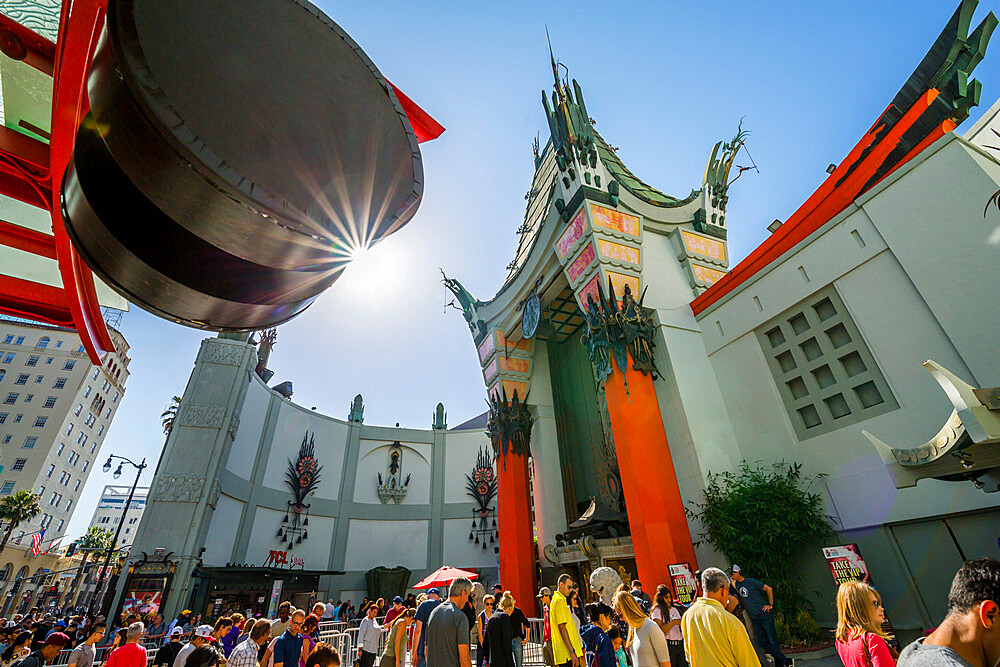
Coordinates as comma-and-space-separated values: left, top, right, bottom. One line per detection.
264, 550, 305, 569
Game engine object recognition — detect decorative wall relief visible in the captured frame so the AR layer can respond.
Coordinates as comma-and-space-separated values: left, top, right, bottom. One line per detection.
277, 432, 323, 549
466, 447, 498, 550
150, 474, 207, 503
486, 387, 533, 459
377, 442, 410, 504
581, 277, 659, 383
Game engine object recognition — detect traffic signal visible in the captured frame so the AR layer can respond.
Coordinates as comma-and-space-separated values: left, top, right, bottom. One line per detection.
66, 542, 76, 557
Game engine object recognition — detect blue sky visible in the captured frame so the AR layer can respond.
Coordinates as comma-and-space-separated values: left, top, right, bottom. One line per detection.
67, 0, 1000, 537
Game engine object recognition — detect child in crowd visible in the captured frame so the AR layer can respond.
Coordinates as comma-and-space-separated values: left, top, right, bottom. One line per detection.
607, 625, 630, 667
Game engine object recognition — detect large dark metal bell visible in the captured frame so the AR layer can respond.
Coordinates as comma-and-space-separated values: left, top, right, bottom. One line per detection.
62, 0, 423, 330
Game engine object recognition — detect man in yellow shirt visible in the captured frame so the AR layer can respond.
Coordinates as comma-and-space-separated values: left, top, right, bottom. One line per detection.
682, 567, 761, 667
550, 574, 584, 667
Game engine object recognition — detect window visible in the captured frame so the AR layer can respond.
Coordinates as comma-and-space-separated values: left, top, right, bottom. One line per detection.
64, 423, 73, 436
46, 465, 54, 478
56, 520, 64, 532
37, 486, 44, 496
53, 377, 67, 389
43, 396, 56, 408
62, 360, 75, 371
104, 409, 111, 419
757, 287, 898, 439
23, 394, 31, 403
84, 413, 96, 427
2, 335, 11, 344
0, 413, 5, 424
14, 374, 28, 385
90, 442, 97, 454
2, 353, 14, 363
22, 437, 36, 449
32, 416, 46, 428
113, 516, 120, 524
56, 443, 64, 456
36, 337, 49, 349
44, 357, 52, 365
83, 386, 91, 398
25, 356, 38, 367
68, 452, 79, 466
77, 345, 84, 354
12, 414, 20, 423
14, 337, 24, 345
55, 341, 62, 348
0, 482, 14, 495
34, 375, 42, 383
59, 472, 69, 485
92, 369, 99, 381
49, 493, 57, 506
101, 380, 110, 392
73, 480, 80, 491
0, 370, 4, 381
97, 425, 104, 436
74, 404, 82, 416
113, 392, 119, 403
99, 516, 109, 524
125, 528, 130, 535
76, 433, 87, 446
82, 460, 89, 472
11, 458, 26, 471
4, 393, 17, 404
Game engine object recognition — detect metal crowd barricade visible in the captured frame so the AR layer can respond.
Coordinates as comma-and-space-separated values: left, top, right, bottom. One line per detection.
521, 617, 546, 666
317, 631, 353, 664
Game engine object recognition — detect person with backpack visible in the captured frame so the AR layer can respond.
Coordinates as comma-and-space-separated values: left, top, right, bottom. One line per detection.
14, 632, 69, 667
580, 602, 616, 667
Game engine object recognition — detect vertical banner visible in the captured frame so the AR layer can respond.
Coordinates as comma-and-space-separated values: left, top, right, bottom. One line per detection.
669, 563, 697, 606
267, 579, 284, 618
822, 545, 899, 649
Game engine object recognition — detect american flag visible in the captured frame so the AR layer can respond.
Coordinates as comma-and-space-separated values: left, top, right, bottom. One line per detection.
31, 530, 44, 556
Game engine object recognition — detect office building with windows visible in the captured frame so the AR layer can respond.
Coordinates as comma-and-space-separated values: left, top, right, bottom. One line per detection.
88, 484, 148, 548
0, 318, 130, 544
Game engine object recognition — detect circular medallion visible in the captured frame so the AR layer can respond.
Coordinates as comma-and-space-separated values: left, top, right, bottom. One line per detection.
521, 293, 541, 338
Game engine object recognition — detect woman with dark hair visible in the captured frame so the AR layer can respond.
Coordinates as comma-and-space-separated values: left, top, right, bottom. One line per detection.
299, 615, 321, 667
580, 602, 616, 667
185, 645, 220, 667
650, 585, 686, 667
378, 609, 414, 667
1, 631, 32, 666
305, 643, 340, 667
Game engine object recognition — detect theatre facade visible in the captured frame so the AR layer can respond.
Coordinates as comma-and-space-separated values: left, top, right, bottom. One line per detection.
443, 2, 1000, 631
113, 335, 499, 621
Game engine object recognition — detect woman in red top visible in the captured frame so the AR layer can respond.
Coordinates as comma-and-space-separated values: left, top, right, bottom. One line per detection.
835, 581, 896, 666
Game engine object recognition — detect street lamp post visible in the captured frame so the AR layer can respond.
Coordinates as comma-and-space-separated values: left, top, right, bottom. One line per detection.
88, 454, 147, 617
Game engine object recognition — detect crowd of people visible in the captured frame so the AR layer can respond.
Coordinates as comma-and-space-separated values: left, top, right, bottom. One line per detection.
526, 558, 1000, 667
0, 557, 994, 667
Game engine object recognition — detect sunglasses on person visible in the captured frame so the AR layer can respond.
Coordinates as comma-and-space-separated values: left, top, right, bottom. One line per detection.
484, 603, 493, 608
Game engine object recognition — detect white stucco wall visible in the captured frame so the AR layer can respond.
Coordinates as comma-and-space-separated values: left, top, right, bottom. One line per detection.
441, 518, 499, 571
444, 429, 490, 504
202, 494, 246, 567
343, 519, 428, 571
226, 379, 271, 481
243, 505, 336, 570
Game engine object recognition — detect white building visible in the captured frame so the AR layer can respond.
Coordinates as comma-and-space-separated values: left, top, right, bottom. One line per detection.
88, 484, 149, 548
0, 318, 130, 545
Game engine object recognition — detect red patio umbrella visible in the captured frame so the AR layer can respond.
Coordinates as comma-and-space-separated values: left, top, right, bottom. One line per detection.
413, 566, 479, 589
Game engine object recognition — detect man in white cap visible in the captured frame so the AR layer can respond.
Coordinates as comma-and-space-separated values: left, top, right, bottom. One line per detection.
153, 626, 185, 667
173, 625, 213, 667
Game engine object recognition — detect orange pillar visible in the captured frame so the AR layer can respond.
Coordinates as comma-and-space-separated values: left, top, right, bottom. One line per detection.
604, 351, 697, 588
496, 450, 536, 609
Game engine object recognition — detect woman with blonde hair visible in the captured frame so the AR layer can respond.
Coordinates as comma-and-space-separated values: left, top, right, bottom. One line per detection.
835, 580, 896, 666
483, 592, 516, 667
612, 591, 669, 667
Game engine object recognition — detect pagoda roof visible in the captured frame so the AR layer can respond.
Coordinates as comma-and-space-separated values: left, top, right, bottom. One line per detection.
594, 132, 699, 209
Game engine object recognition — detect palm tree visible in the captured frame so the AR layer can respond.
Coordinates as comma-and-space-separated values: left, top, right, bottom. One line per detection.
0, 491, 41, 556
66, 526, 113, 609
160, 396, 182, 435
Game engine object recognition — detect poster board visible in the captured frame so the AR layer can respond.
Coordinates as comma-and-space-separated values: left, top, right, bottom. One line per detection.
822, 544, 899, 649
267, 579, 284, 618
669, 562, 697, 606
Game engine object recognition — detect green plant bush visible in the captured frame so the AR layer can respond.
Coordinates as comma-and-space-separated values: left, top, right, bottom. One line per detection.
686, 461, 834, 647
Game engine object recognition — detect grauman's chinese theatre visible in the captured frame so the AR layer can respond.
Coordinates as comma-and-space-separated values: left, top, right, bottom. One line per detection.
444, 0, 1000, 626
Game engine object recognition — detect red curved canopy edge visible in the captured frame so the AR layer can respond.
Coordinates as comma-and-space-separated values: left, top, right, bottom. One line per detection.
691, 0, 996, 316
0, 2, 444, 363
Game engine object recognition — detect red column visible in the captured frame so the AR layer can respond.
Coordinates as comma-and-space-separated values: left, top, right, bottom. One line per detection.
496, 450, 536, 609
604, 351, 697, 588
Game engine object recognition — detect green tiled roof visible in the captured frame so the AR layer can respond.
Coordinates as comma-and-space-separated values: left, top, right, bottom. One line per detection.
595, 132, 699, 208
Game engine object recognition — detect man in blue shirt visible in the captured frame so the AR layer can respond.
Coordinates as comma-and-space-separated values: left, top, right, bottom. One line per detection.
272, 610, 305, 667
731, 565, 789, 667
411, 588, 441, 667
